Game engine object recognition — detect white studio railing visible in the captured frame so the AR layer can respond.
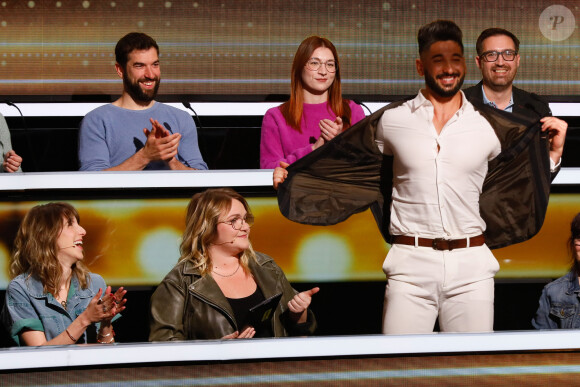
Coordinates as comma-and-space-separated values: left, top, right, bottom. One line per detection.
0, 168, 578, 191
0, 170, 274, 191
1, 330, 580, 371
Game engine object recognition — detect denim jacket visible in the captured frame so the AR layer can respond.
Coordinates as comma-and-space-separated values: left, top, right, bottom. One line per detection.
532, 270, 580, 329
1, 272, 106, 345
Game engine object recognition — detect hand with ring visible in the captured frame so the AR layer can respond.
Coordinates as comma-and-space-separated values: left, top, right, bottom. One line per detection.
82, 287, 117, 326
312, 116, 344, 151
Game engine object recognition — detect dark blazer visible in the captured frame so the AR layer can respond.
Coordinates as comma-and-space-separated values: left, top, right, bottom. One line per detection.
463, 81, 551, 118
278, 97, 553, 250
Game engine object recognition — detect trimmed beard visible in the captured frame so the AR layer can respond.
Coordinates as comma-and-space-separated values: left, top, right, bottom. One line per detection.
424, 71, 465, 98
485, 65, 517, 92
123, 72, 160, 103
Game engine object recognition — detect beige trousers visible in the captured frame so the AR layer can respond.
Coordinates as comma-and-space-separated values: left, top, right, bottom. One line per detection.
382, 243, 499, 334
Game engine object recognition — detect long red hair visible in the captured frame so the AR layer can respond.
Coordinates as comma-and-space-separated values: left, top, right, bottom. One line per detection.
280, 36, 352, 132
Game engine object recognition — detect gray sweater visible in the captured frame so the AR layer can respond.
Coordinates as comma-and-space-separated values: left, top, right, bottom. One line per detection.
78, 102, 208, 171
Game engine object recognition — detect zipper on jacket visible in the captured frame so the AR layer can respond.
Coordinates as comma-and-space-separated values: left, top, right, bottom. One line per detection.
190, 291, 238, 330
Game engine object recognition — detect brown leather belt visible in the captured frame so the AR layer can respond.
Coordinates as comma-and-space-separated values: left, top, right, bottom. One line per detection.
391, 234, 485, 251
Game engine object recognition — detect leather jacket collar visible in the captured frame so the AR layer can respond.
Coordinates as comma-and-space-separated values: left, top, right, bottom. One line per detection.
181, 253, 282, 326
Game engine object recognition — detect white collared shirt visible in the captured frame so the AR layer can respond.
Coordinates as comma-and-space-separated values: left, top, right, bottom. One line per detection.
376, 90, 501, 239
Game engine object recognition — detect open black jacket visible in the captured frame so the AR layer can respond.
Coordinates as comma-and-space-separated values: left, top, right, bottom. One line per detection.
278, 96, 554, 250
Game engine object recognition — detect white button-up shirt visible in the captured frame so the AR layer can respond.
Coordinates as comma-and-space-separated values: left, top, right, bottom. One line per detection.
376, 90, 501, 239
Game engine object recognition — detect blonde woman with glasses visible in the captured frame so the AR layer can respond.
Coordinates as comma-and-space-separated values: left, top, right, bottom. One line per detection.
149, 188, 317, 340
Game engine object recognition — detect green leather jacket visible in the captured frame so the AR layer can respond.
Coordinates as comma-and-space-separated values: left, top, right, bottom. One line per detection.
149, 252, 316, 341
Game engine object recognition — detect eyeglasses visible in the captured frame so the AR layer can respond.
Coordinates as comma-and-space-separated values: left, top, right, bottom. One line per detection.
219, 214, 254, 230
305, 58, 337, 73
480, 50, 518, 62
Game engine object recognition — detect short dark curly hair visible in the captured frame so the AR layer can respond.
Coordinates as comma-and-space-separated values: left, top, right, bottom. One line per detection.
115, 32, 159, 69
417, 20, 463, 55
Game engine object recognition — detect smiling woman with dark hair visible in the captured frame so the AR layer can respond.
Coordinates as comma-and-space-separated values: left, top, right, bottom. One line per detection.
1, 202, 126, 346
260, 36, 365, 169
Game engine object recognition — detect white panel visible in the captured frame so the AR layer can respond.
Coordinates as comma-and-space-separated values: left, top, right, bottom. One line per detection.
1, 330, 580, 371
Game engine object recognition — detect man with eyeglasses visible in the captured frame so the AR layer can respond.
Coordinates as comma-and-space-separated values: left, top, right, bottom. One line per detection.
276, 20, 565, 334
464, 28, 567, 169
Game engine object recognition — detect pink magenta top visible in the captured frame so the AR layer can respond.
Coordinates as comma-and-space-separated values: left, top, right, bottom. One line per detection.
260, 100, 366, 169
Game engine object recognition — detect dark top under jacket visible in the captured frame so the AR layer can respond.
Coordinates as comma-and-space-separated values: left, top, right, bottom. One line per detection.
149, 252, 316, 341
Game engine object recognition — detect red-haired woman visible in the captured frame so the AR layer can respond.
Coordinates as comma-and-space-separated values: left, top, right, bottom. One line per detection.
260, 36, 365, 169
